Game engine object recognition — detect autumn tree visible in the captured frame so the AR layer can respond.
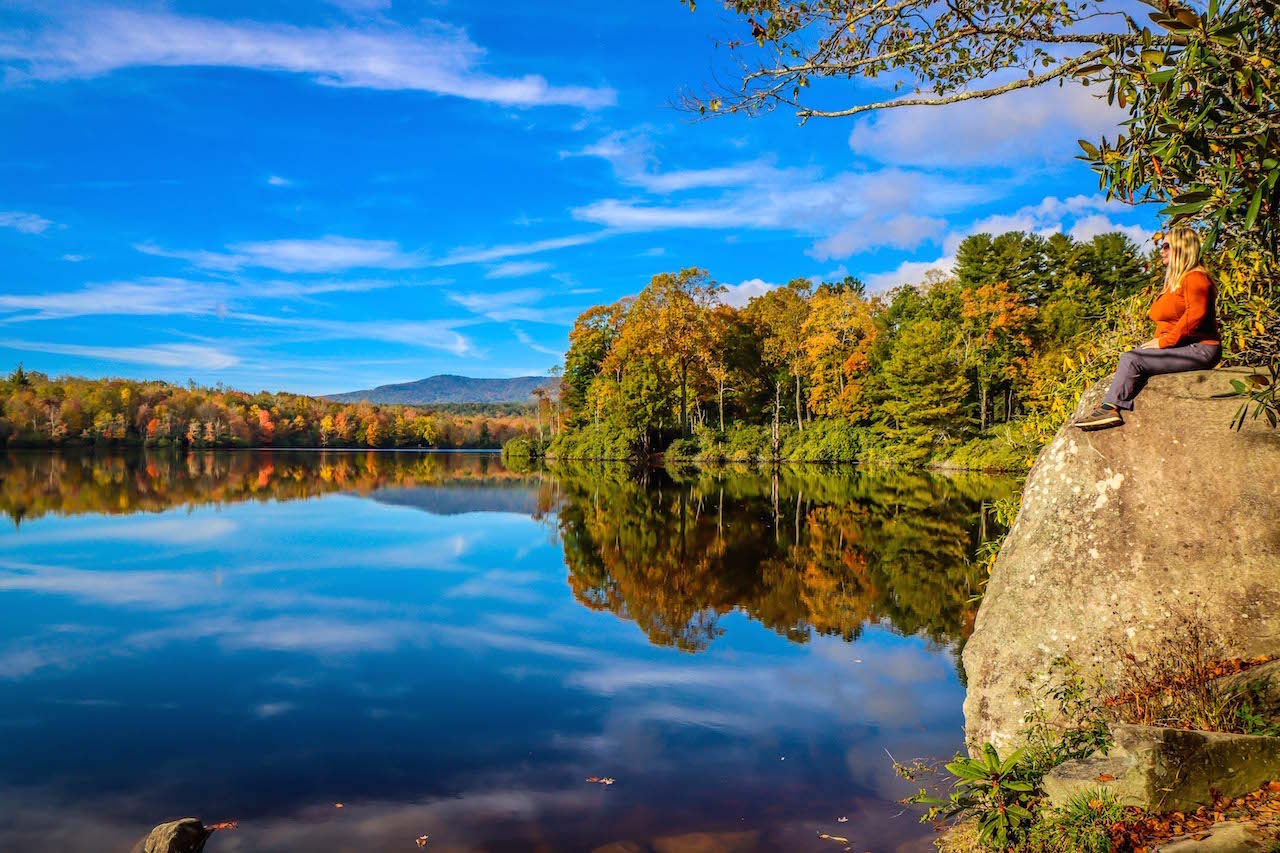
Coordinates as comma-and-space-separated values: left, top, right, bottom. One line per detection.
746, 278, 813, 437
956, 281, 1038, 427
613, 268, 723, 435
801, 285, 878, 420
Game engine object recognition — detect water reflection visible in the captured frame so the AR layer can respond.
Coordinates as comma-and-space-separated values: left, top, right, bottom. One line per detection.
0, 451, 1015, 852
554, 464, 1013, 653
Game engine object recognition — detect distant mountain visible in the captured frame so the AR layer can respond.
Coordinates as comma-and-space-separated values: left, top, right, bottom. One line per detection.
325, 374, 551, 405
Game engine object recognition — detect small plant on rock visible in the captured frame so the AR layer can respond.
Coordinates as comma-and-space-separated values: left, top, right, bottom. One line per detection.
914, 745, 1037, 850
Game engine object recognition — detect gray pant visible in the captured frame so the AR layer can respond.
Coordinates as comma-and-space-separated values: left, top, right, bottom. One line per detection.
1103, 342, 1221, 410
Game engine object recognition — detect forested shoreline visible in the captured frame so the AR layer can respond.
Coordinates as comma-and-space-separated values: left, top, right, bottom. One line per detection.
0, 367, 536, 450
507, 229, 1162, 471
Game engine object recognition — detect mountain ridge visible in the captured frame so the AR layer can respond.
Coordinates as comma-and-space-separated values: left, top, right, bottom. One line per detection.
326, 374, 551, 405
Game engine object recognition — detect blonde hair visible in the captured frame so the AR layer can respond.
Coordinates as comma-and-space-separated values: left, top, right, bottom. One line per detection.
1163, 226, 1205, 292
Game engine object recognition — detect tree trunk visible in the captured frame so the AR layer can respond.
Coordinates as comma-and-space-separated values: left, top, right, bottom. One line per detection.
980, 384, 988, 431
718, 383, 725, 432
681, 361, 689, 436
772, 382, 781, 453
795, 376, 803, 431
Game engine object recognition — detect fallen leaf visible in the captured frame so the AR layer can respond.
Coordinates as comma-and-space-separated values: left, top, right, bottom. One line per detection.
837, 816, 848, 823
1268, 781, 1280, 792
334, 803, 344, 809
416, 836, 429, 847
586, 777, 600, 783
206, 822, 238, 832
1097, 773, 1117, 782
601, 777, 615, 785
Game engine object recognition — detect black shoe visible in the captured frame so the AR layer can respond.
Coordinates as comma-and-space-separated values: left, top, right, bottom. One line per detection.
1075, 405, 1123, 431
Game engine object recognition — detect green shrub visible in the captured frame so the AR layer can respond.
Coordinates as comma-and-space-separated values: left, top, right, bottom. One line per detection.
720, 423, 774, 463
948, 427, 1037, 472
547, 425, 644, 461
780, 420, 864, 463
501, 435, 545, 463
664, 436, 702, 462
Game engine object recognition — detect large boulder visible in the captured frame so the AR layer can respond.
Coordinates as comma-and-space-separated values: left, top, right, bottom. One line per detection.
963, 367, 1280, 750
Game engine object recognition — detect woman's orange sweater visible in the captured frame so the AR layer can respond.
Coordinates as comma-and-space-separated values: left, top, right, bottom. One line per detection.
1150, 270, 1220, 349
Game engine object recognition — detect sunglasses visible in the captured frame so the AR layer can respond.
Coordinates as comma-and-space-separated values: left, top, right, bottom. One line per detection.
1160, 242, 1171, 251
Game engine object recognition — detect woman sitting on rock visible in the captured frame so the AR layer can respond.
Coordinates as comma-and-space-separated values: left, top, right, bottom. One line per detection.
1075, 225, 1221, 431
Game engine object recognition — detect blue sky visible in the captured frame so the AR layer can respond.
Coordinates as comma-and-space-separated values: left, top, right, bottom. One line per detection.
0, 0, 1158, 395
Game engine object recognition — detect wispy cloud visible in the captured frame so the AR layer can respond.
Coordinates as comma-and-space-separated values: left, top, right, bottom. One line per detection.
0, 276, 449, 323
138, 231, 611, 274
512, 327, 563, 357
137, 236, 424, 273
564, 130, 778, 192
572, 167, 985, 262
434, 232, 610, 266
228, 312, 478, 356
485, 260, 551, 279
448, 289, 571, 324
266, 175, 292, 187
0, 279, 226, 322
0, 210, 54, 234
0, 339, 239, 369
0, 8, 616, 109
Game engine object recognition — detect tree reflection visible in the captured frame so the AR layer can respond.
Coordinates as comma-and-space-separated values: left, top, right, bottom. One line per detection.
548, 464, 1018, 651
0, 450, 528, 524
0, 451, 1015, 652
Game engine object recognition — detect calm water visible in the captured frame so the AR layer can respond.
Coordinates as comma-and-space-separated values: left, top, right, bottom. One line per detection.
0, 451, 1016, 853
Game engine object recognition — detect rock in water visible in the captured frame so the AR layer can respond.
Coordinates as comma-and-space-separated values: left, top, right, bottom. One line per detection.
962, 368, 1280, 750
130, 818, 211, 853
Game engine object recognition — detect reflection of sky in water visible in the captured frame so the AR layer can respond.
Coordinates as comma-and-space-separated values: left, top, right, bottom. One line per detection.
0, 473, 965, 852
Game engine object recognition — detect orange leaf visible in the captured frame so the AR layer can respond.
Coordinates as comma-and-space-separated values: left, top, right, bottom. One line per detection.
1097, 773, 1117, 782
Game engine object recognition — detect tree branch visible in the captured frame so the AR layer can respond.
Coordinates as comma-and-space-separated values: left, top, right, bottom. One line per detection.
796, 46, 1111, 119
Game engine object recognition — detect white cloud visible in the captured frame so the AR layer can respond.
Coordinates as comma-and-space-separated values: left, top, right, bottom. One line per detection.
721, 278, 776, 308
434, 231, 611, 266
0, 276, 452, 324
137, 236, 424, 273
60, 253, 84, 262
485, 260, 551, 279
447, 289, 571, 324
863, 193, 1154, 292
848, 81, 1124, 167
0, 8, 615, 109
573, 167, 985, 260
1068, 214, 1150, 245
229, 313, 477, 356
863, 255, 957, 293
0, 339, 239, 369
0, 279, 226, 321
809, 213, 948, 261
266, 175, 292, 187
512, 327, 563, 358
565, 130, 780, 193
0, 211, 54, 234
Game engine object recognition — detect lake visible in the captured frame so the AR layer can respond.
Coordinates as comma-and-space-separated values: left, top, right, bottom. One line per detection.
0, 450, 1017, 852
